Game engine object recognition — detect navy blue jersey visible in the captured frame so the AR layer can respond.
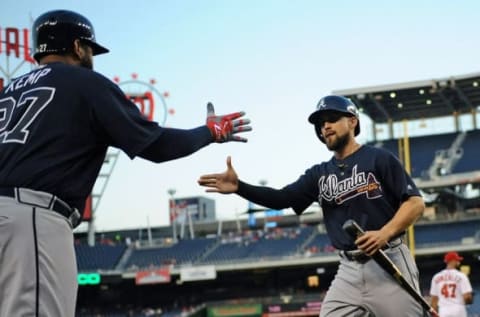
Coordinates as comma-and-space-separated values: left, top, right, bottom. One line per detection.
283, 145, 421, 250
0, 63, 164, 211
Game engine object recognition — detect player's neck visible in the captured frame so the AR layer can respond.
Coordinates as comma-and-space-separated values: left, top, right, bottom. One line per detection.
334, 140, 361, 160
39, 55, 79, 67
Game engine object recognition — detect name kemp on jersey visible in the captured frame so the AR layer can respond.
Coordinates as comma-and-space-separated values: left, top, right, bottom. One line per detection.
4, 67, 51, 93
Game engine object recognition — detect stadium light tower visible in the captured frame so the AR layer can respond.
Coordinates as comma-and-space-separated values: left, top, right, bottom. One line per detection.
167, 188, 178, 243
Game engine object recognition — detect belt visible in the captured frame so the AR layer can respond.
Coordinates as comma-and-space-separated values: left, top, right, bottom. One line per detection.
339, 249, 371, 263
0, 187, 81, 228
339, 237, 403, 264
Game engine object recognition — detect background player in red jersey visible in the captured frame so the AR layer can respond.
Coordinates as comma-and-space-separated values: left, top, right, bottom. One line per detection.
430, 251, 474, 317
0, 9, 251, 317
199, 95, 427, 316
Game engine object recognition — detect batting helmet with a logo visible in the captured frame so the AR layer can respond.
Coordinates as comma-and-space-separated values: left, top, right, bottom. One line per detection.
308, 95, 360, 143
32, 10, 109, 62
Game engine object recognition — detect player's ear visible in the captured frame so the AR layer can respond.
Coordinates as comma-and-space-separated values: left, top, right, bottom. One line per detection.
72, 39, 83, 58
349, 116, 358, 131
72, 39, 91, 59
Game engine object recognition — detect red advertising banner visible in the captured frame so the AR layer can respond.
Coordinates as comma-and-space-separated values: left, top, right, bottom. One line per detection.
82, 195, 93, 222
135, 268, 171, 285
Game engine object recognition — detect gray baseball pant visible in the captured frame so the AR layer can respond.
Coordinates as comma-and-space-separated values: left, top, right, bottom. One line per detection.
0, 190, 77, 317
320, 244, 425, 317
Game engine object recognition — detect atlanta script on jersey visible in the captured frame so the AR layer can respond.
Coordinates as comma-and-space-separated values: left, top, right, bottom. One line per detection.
278, 145, 420, 250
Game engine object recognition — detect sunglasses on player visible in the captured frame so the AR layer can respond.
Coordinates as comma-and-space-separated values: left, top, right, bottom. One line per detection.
317, 112, 349, 127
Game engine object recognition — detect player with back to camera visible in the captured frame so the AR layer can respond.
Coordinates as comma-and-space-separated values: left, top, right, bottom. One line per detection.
0, 9, 251, 317
430, 251, 474, 317
198, 95, 429, 316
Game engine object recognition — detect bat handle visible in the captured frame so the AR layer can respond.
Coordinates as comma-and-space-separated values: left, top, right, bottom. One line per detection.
342, 219, 365, 238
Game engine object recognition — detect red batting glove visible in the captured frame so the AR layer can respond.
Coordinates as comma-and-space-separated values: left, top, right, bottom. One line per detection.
206, 102, 252, 143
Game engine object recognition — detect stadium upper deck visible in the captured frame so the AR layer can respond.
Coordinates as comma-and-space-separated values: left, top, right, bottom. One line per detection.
333, 72, 480, 125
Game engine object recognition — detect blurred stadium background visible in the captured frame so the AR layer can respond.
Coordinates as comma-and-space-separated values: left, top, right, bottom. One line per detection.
1, 26, 479, 317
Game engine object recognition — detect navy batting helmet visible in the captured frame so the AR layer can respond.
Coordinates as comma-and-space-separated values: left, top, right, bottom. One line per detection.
308, 95, 360, 143
32, 10, 109, 62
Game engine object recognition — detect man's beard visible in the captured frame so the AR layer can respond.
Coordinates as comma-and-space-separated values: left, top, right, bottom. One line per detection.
79, 56, 93, 70
326, 132, 350, 152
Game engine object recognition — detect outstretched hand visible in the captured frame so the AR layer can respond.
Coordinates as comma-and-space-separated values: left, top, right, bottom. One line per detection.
206, 102, 252, 143
198, 156, 239, 194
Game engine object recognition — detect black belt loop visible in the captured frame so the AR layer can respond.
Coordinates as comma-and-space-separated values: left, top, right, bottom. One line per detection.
340, 250, 371, 264
0, 187, 81, 228
0, 187, 16, 199
386, 237, 403, 249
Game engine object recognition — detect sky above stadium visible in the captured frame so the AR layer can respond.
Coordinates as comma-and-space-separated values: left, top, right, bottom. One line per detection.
2, 0, 480, 232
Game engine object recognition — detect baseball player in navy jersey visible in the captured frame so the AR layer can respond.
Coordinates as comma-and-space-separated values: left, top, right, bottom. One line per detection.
199, 95, 428, 316
430, 251, 473, 317
0, 9, 251, 317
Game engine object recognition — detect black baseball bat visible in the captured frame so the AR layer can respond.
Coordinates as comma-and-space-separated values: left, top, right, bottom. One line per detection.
342, 219, 438, 317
